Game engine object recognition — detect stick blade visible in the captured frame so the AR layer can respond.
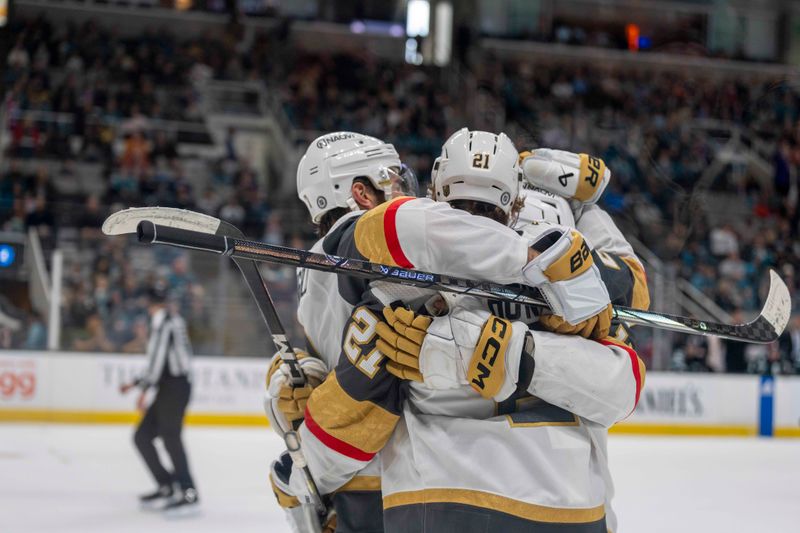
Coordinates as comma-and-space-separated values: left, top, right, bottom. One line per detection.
102, 207, 222, 236
758, 269, 791, 338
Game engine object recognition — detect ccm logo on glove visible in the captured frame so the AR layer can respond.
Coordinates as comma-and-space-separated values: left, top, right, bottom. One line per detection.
468, 316, 512, 398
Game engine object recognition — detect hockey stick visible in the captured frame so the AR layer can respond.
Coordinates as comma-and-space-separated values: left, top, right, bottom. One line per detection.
104, 209, 325, 526
102, 207, 791, 343
209, 219, 326, 525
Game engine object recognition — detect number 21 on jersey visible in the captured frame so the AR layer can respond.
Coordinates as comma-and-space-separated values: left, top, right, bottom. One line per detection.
343, 307, 385, 378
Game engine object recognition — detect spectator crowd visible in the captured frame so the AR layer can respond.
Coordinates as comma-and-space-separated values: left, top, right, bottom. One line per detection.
1, 14, 799, 372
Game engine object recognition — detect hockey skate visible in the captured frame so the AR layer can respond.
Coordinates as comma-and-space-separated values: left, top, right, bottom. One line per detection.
162, 487, 200, 518
138, 484, 173, 511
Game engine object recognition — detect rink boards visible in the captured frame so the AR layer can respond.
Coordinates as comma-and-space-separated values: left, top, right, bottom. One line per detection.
1, 351, 799, 437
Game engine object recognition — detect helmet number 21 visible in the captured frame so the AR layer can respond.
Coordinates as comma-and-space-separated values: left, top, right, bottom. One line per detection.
472, 153, 490, 169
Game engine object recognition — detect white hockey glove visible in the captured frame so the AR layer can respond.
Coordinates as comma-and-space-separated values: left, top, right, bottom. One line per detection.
375, 296, 529, 402
522, 222, 613, 339
520, 149, 610, 205
266, 351, 328, 434
270, 451, 335, 533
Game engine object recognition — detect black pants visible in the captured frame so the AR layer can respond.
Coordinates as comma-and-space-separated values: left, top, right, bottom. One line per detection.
384, 503, 607, 533
332, 490, 384, 533
133, 376, 195, 490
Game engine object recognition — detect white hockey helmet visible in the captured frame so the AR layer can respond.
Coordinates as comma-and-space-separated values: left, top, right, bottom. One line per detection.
514, 187, 576, 230
297, 132, 402, 223
431, 128, 521, 216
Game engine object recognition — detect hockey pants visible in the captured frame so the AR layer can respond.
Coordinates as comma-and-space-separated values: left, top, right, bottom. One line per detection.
384, 503, 607, 533
133, 376, 195, 490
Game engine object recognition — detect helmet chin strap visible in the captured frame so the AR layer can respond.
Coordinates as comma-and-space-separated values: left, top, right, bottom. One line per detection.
345, 196, 363, 213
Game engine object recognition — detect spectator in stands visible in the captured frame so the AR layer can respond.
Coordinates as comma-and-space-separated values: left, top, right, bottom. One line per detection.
150, 131, 178, 167
724, 310, 749, 373
11, 118, 43, 158
120, 130, 151, 173
22, 311, 47, 350
709, 224, 739, 258
681, 336, 713, 372
3, 13, 799, 365
218, 194, 246, 227
72, 313, 116, 352
196, 187, 222, 216
122, 318, 149, 354
78, 194, 107, 240
24, 196, 55, 236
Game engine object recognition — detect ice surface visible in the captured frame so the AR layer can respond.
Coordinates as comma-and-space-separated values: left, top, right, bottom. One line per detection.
1, 424, 797, 533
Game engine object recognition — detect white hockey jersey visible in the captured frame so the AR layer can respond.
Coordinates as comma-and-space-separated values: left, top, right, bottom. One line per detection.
291, 196, 648, 532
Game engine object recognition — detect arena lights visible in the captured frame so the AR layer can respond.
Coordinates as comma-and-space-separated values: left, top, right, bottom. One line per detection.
405, 1, 452, 66
405, 0, 429, 65
626, 23, 640, 52
349, 20, 405, 37
626, 23, 652, 52
434, 1, 452, 66
0, 244, 16, 268
406, 0, 430, 38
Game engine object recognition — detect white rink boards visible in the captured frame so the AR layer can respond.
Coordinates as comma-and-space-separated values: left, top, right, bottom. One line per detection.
1, 424, 798, 533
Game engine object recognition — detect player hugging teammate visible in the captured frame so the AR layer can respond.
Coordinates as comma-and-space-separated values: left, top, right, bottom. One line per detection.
265, 129, 649, 533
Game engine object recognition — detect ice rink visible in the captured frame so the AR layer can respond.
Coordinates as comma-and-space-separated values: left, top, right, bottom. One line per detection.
1, 423, 798, 533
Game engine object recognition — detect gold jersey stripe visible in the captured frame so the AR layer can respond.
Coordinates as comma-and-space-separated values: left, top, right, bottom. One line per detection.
306, 373, 399, 454
619, 256, 650, 311
383, 488, 605, 524
353, 199, 399, 266
543, 231, 593, 282
337, 475, 381, 493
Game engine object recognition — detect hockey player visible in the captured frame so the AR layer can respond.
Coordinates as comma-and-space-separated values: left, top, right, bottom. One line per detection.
266, 132, 418, 532
371, 143, 650, 532
275, 130, 646, 532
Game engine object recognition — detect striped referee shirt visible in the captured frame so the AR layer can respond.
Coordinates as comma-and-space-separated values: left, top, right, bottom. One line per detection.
137, 308, 193, 388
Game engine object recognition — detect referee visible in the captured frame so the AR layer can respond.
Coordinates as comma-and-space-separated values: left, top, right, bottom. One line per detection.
120, 287, 198, 514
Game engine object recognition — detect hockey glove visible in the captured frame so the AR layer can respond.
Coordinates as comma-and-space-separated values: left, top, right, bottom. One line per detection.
374, 306, 431, 382
376, 297, 529, 402
539, 304, 613, 340
270, 451, 335, 533
522, 223, 612, 339
520, 149, 610, 205
266, 351, 328, 433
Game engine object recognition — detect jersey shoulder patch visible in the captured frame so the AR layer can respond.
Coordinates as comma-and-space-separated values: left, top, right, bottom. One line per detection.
353, 197, 416, 268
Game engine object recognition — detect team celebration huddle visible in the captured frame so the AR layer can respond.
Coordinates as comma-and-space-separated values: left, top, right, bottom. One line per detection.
260, 128, 649, 533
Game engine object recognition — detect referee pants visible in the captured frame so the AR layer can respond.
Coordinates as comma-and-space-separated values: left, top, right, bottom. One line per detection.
133, 376, 195, 490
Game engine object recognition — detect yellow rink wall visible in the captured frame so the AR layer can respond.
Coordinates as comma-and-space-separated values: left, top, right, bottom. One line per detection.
1, 351, 799, 437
